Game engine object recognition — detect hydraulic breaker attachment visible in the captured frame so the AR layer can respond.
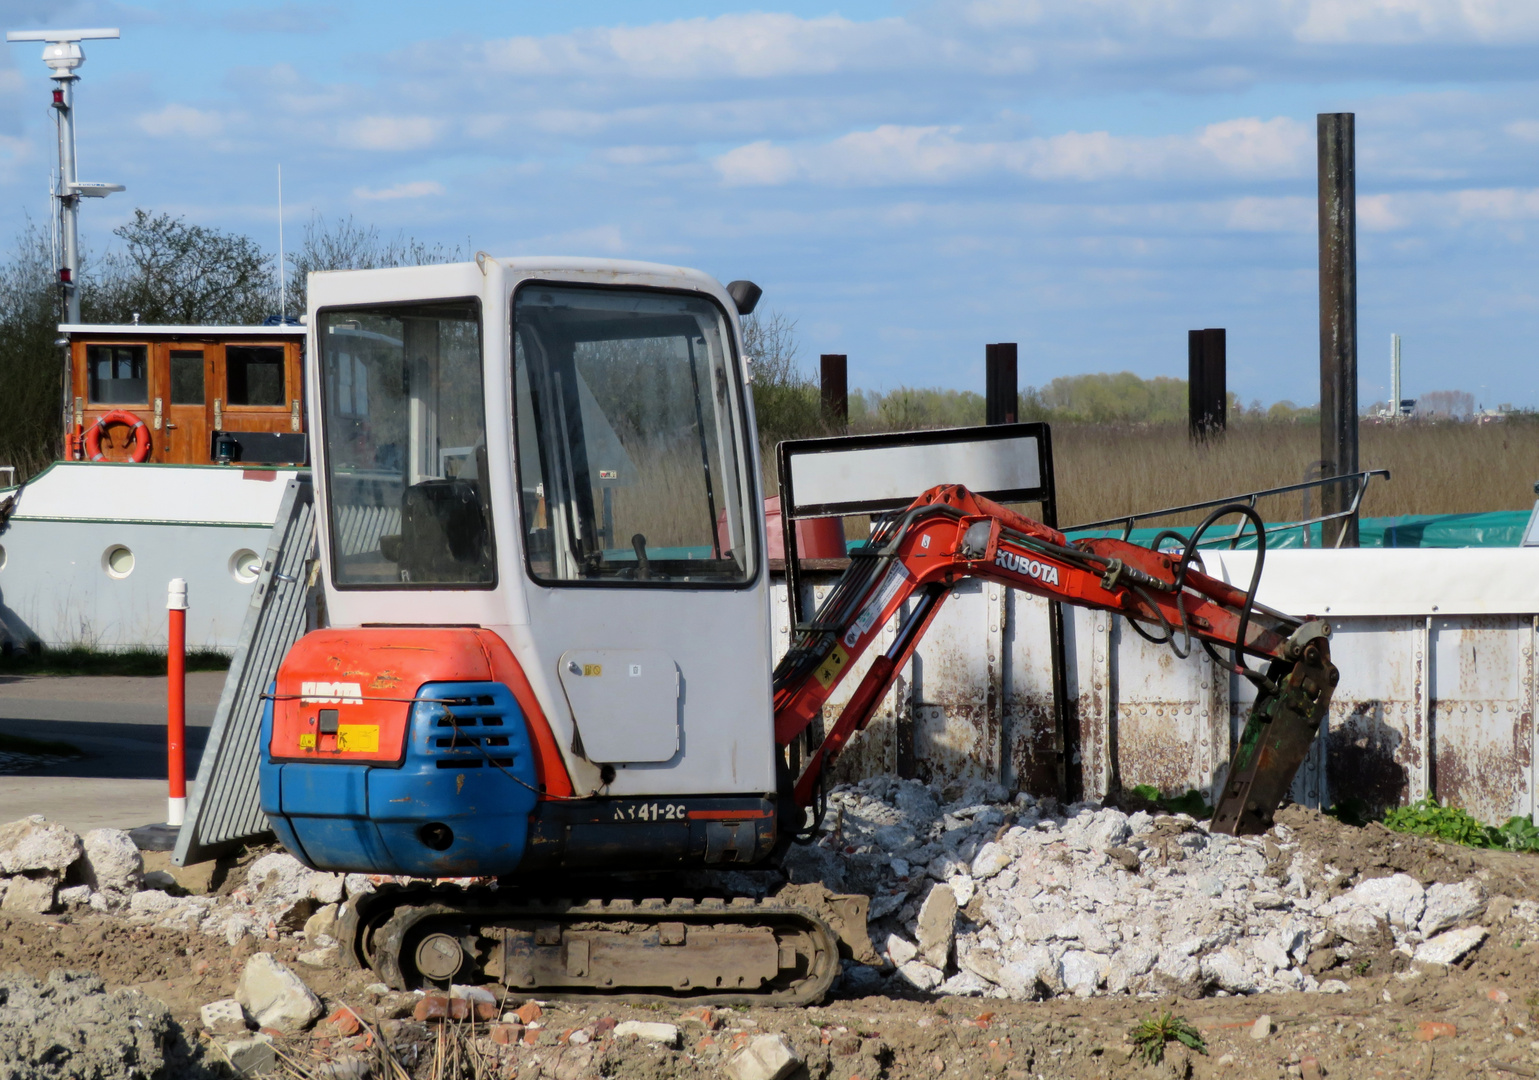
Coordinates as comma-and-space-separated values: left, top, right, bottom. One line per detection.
1209, 622, 1339, 835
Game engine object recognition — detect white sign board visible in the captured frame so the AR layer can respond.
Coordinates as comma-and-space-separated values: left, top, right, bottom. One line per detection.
784, 429, 1043, 518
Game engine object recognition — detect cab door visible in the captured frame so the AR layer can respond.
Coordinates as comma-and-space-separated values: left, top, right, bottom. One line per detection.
153, 344, 213, 464
509, 281, 773, 798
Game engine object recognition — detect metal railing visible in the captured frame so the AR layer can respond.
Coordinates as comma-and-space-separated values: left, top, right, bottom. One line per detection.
1065, 469, 1391, 550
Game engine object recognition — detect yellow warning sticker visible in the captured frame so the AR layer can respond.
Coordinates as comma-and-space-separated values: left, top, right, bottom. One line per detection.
336, 725, 380, 753
813, 645, 850, 690
298, 733, 316, 750
582, 663, 603, 677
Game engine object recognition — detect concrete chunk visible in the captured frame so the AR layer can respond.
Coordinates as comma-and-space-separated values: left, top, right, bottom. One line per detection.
916, 882, 957, 968
970, 842, 1011, 879
1413, 925, 1487, 966
898, 960, 944, 991
726, 1033, 802, 1080
613, 1020, 679, 1046
1, 875, 56, 914
81, 828, 143, 897
1419, 881, 1484, 938
236, 953, 323, 1034
220, 1033, 275, 1075
0, 816, 81, 875
201, 998, 249, 1036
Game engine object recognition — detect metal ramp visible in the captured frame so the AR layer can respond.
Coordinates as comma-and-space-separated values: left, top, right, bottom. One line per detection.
174, 476, 316, 866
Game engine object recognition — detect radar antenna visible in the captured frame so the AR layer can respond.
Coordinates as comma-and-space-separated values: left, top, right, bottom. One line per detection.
4, 28, 125, 325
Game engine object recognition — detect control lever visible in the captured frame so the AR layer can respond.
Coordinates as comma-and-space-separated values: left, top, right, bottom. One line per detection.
631, 534, 651, 580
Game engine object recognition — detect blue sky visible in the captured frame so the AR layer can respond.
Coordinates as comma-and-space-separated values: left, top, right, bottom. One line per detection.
3, 1, 1539, 409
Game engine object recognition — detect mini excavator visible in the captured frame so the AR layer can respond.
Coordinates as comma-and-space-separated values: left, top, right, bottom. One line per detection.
260, 258, 1338, 1004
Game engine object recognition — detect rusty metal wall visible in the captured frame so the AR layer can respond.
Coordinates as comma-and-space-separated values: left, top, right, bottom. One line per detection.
773, 549, 1539, 825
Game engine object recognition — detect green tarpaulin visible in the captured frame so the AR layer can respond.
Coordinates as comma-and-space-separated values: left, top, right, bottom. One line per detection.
1065, 510, 1532, 550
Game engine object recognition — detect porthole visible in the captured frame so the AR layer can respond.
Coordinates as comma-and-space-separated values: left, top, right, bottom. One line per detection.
104, 545, 134, 579
230, 549, 261, 584
0, 544, 6, 572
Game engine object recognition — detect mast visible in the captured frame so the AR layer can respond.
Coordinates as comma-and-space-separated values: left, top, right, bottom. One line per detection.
5, 27, 124, 447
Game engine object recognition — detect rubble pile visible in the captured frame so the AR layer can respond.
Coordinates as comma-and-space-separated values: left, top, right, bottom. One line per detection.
784, 777, 1526, 1001
0, 970, 188, 1079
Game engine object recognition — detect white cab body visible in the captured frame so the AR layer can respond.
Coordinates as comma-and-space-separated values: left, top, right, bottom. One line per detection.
305, 258, 776, 798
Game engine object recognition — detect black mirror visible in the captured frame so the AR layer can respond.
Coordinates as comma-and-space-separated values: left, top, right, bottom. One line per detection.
726, 280, 762, 315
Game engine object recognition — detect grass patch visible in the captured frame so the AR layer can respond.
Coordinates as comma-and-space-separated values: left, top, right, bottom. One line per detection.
0, 732, 80, 758
0, 645, 230, 677
1128, 783, 1214, 818
1129, 1010, 1206, 1065
1382, 797, 1539, 853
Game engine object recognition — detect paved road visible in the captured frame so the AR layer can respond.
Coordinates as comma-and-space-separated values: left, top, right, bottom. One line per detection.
0, 672, 226, 832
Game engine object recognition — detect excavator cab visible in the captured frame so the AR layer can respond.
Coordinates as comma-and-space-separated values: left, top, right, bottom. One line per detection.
262, 261, 780, 881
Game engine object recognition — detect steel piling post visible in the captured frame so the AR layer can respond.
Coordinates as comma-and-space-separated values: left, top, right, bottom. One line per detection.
1318, 112, 1360, 547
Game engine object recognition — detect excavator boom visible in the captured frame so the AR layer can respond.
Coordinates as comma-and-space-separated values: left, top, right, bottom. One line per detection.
772, 484, 1338, 834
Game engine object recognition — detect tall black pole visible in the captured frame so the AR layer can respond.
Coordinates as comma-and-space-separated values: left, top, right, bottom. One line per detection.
820, 353, 848, 429
1318, 113, 1359, 547
985, 343, 1018, 425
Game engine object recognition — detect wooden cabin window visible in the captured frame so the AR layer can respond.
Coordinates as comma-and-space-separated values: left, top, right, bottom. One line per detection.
226, 345, 285, 407
86, 344, 148, 405
170, 350, 205, 405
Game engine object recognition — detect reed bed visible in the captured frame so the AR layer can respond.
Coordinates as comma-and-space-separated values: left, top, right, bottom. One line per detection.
1052, 419, 1539, 528
755, 418, 1539, 537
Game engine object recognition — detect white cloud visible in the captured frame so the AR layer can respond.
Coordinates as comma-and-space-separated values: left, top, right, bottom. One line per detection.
1449, 186, 1539, 221
352, 180, 446, 201
714, 117, 1312, 187
474, 13, 924, 81
961, 0, 1539, 44
137, 104, 224, 139
715, 140, 801, 185
599, 145, 689, 166
340, 116, 441, 151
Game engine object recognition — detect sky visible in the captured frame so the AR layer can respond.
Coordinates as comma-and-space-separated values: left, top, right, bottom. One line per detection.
3, 1, 1539, 409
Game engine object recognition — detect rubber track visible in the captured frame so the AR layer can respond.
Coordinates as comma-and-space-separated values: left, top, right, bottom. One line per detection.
348, 885, 843, 1007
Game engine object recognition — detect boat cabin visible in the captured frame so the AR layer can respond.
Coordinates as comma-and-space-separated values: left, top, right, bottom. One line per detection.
62, 323, 308, 466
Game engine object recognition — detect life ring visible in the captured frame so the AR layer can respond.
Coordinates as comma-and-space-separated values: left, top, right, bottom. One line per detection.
84, 410, 152, 463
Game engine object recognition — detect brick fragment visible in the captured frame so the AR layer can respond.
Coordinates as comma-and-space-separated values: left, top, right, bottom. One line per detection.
1413, 1021, 1456, 1042
414, 993, 470, 1022
490, 1023, 523, 1045
327, 1007, 361, 1037
513, 1001, 543, 1024
682, 1006, 722, 1029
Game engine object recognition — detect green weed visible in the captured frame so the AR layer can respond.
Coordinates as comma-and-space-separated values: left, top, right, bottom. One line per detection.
1381, 797, 1539, 853
1129, 784, 1214, 819
1129, 1011, 1207, 1065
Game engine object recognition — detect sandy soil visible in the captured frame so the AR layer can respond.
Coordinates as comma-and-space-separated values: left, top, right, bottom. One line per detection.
0, 808, 1536, 1079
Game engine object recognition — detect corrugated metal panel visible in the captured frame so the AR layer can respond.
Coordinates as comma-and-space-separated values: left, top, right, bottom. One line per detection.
772, 547, 1539, 826
174, 477, 316, 866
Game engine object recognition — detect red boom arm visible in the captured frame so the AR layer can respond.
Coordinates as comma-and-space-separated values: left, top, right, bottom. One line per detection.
771, 485, 1338, 835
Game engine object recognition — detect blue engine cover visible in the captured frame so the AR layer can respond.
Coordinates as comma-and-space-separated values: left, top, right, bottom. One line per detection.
260, 681, 540, 877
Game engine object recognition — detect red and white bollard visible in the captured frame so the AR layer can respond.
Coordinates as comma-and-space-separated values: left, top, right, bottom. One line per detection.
167, 578, 187, 828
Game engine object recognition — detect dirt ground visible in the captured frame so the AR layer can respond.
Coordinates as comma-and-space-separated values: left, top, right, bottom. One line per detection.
0, 807, 1536, 1080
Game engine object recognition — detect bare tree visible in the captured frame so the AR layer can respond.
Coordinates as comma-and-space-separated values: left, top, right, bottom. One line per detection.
1416, 389, 1475, 420
0, 220, 66, 476
94, 210, 274, 325
740, 310, 822, 447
